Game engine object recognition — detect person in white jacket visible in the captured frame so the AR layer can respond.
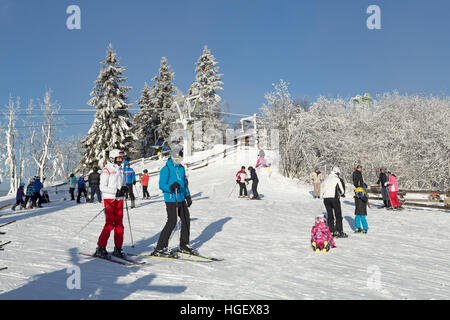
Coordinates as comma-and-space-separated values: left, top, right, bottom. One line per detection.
94, 149, 128, 259
321, 167, 348, 238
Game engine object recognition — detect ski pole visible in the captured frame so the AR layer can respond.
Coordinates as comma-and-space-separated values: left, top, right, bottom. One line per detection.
75, 200, 116, 236
124, 197, 135, 248
228, 182, 238, 198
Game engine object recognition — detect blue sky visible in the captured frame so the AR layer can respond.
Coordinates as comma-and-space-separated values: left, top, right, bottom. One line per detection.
1, 0, 449, 137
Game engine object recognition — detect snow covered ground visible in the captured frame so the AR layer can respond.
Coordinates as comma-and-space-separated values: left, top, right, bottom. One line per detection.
0, 148, 449, 300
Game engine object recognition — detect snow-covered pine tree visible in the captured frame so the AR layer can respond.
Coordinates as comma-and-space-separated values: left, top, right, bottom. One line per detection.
188, 45, 226, 150
137, 57, 176, 152
131, 83, 155, 158
80, 44, 135, 169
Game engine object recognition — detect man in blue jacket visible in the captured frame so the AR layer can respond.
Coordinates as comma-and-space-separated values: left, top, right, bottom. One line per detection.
152, 145, 193, 257
32, 176, 43, 208
123, 160, 136, 208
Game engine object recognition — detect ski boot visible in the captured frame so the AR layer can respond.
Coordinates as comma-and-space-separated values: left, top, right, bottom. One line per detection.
112, 247, 126, 259
130, 200, 135, 209
151, 247, 178, 258
178, 244, 197, 255
354, 228, 362, 233
93, 246, 109, 259
334, 231, 348, 238
362, 230, 368, 234
322, 241, 330, 252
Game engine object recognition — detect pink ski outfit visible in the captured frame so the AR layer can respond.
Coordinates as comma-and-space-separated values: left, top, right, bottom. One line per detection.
388, 174, 401, 208
311, 216, 336, 251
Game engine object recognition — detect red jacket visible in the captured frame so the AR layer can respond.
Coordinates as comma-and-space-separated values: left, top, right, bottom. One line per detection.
141, 174, 149, 187
236, 170, 247, 183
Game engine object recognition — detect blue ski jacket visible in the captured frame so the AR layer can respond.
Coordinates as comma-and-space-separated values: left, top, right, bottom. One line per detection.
159, 157, 190, 203
123, 161, 136, 185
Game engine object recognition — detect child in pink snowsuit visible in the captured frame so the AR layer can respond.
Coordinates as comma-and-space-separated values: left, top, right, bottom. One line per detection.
311, 216, 336, 252
388, 172, 401, 208
255, 149, 268, 168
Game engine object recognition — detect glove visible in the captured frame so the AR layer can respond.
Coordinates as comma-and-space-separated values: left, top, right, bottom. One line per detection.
116, 186, 128, 197
236, 180, 240, 184
170, 182, 180, 192
133, 181, 136, 185
341, 194, 346, 198
185, 196, 192, 208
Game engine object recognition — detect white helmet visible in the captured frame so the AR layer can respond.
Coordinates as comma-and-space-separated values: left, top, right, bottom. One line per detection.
109, 149, 125, 163
331, 166, 341, 174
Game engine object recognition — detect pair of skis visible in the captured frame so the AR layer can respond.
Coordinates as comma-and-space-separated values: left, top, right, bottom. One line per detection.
79, 252, 145, 266
129, 251, 224, 263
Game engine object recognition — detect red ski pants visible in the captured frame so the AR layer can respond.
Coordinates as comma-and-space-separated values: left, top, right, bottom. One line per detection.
389, 191, 401, 208
97, 199, 124, 248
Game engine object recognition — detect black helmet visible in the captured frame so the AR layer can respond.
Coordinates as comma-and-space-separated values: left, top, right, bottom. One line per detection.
143, 169, 148, 173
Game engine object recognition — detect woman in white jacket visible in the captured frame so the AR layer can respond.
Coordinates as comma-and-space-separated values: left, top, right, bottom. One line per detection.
321, 167, 348, 238
94, 149, 128, 259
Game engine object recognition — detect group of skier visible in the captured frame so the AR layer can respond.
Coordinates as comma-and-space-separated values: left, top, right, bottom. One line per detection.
313, 164, 404, 240
92, 145, 195, 260
12, 176, 48, 211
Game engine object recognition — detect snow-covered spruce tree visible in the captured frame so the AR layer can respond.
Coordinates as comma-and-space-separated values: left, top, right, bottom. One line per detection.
132, 57, 176, 158
188, 46, 226, 150
80, 44, 135, 170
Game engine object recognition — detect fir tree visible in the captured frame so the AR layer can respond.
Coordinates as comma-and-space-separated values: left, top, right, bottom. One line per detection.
188, 46, 226, 149
80, 44, 135, 169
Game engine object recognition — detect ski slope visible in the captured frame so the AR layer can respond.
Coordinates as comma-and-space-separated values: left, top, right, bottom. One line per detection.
0, 147, 449, 300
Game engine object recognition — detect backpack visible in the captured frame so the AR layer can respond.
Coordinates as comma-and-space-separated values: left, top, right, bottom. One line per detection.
311, 216, 336, 252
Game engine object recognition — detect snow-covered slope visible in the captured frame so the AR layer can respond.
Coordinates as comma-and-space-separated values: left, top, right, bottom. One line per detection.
0, 148, 449, 300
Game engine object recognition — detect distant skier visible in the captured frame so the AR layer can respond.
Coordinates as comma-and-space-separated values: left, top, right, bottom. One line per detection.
310, 168, 323, 199
24, 179, 35, 209
387, 172, 402, 210
246, 166, 260, 199
32, 176, 43, 208
123, 160, 136, 208
77, 175, 88, 203
354, 187, 369, 233
255, 149, 268, 168
141, 169, 150, 199
69, 174, 77, 201
352, 165, 370, 208
236, 166, 248, 198
152, 145, 193, 257
94, 149, 128, 259
376, 168, 391, 208
321, 167, 348, 238
12, 182, 26, 211
88, 167, 102, 203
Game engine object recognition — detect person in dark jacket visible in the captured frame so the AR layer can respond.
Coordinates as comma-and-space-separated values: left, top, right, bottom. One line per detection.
376, 168, 391, 208
246, 166, 260, 199
352, 165, 367, 189
77, 175, 88, 203
88, 167, 102, 203
12, 183, 26, 211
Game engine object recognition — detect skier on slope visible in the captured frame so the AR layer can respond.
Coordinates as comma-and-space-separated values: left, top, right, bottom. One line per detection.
141, 169, 150, 199
236, 166, 249, 198
152, 144, 193, 257
94, 149, 128, 259
321, 167, 348, 238
245, 166, 260, 199
123, 160, 137, 208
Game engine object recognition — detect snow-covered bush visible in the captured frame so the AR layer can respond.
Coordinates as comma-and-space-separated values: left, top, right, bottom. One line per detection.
261, 80, 450, 190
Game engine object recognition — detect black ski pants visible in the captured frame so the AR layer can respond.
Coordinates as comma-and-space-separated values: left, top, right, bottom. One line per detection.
155, 201, 190, 250
142, 186, 150, 198
239, 182, 248, 197
90, 184, 102, 202
125, 183, 135, 201
323, 198, 343, 233
251, 181, 259, 198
